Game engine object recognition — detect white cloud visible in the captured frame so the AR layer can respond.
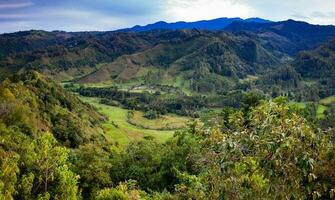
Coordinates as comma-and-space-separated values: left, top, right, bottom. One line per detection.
1, 0, 335, 32
239, 0, 335, 24
21, 9, 130, 31
0, 14, 28, 19
159, 0, 335, 25
0, 1, 33, 9
163, 0, 256, 22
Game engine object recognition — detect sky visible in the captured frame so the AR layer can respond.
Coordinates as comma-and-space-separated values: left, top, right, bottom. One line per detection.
0, 0, 335, 33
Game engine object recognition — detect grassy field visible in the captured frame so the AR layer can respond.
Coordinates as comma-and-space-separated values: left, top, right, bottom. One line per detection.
317, 105, 328, 119
317, 96, 335, 118
128, 111, 189, 130
289, 102, 307, 109
320, 96, 335, 106
289, 96, 335, 119
80, 97, 181, 146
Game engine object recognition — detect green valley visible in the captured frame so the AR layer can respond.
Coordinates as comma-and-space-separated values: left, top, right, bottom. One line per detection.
79, 96, 187, 146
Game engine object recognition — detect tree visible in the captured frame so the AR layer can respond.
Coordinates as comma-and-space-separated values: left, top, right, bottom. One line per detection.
0, 150, 19, 200
193, 100, 331, 199
19, 133, 79, 200
71, 144, 113, 198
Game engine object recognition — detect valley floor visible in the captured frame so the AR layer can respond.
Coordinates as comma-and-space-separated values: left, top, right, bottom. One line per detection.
79, 96, 188, 146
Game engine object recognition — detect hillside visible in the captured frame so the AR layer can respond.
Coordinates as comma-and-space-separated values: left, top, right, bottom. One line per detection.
0, 30, 155, 81
1, 20, 334, 84
0, 71, 107, 147
0, 22, 334, 104
225, 19, 335, 55
293, 39, 335, 98
78, 30, 281, 88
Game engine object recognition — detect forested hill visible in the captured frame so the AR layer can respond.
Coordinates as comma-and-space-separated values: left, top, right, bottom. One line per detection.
78, 31, 281, 84
0, 71, 107, 148
0, 71, 115, 199
293, 39, 335, 98
224, 19, 335, 55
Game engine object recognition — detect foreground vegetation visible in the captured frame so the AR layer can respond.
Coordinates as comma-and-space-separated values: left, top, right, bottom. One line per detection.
1, 72, 335, 199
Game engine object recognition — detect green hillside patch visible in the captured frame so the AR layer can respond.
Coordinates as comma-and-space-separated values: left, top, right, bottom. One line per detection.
79, 97, 176, 146
320, 96, 335, 106
288, 102, 306, 109
317, 104, 328, 119
127, 110, 190, 130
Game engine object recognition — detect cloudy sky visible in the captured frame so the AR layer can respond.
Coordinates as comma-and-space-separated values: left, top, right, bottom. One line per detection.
0, 0, 335, 33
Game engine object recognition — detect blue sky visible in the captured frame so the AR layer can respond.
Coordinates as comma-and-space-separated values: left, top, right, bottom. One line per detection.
0, 0, 335, 33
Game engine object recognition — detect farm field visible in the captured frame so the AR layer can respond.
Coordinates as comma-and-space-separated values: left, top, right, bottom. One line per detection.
79, 96, 187, 146
128, 110, 189, 130
289, 96, 335, 119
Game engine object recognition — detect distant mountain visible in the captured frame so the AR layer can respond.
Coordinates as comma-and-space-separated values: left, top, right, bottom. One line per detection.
1, 21, 335, 98
225, 19, 335, 54
118, 17, 272, 32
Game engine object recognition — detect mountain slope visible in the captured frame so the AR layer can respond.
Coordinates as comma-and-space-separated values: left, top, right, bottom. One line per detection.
78, 30, 281, 95
225, 19, 335, 54
0, 30, 155, 81
0, 71, 107, 147
293, 39, 335, 97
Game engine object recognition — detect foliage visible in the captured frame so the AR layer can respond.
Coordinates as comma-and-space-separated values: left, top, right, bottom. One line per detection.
1, 70, 335, 199
77, 86, 206, 117
0, 71, 106, 147
0, 127, 78, 200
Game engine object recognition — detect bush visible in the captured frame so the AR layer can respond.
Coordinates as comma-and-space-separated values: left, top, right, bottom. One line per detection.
96, 188, 127, 200
144, 110, 160, 119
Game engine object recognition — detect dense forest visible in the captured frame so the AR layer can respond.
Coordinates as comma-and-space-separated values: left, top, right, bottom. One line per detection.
1, 19, 335, 199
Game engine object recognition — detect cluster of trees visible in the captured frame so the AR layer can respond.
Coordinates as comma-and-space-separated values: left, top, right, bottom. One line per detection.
77, 86, 206, 117
0, 71, 106, 147
0, 75, 79, 198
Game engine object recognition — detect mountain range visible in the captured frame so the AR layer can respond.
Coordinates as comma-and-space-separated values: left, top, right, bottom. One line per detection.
0, 18, 335, 102
118, 17, 272, 32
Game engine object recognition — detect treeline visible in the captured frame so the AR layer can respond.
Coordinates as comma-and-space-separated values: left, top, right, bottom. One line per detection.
76, 86, 206, 117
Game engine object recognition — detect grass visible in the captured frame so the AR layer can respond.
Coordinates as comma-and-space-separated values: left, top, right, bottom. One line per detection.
289, 102, 307, 109
128, 111, 190, 130
79, 96, 177, 147
317, 105, 328, 119
289, 99, 331, 119
320, 96, 335, 106
239, 75, 259, 84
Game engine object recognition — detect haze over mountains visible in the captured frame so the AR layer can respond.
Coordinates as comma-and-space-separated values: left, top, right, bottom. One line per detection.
118, 17, 272, 32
